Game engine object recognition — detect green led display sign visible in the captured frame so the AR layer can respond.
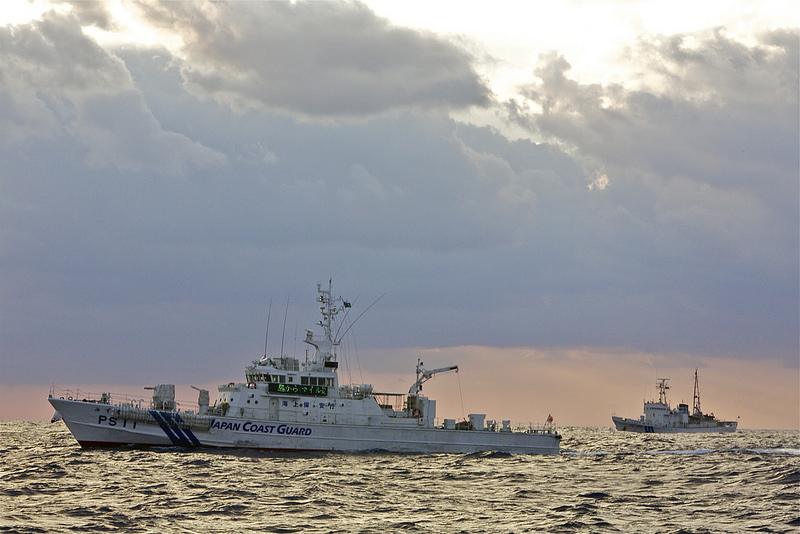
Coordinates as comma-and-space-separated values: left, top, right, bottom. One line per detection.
267, 383, 328, 396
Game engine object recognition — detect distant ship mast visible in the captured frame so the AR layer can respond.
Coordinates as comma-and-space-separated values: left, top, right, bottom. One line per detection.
692, 369, 702, 416
656, 378, 670, 404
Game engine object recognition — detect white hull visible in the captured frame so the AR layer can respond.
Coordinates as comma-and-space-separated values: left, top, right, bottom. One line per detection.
612, 416, 737, 434
50, 397, 560, 454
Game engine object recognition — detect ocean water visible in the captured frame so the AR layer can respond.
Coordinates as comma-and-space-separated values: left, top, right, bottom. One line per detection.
1, 422, 798, 533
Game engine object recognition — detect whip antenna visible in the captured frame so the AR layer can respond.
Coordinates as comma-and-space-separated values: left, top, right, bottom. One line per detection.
263, 296, 273, 358
280, 295, 290, 358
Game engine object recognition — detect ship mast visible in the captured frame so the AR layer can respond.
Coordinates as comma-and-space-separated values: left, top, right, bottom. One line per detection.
692, 369, 702, 416
303, 279, 340, 370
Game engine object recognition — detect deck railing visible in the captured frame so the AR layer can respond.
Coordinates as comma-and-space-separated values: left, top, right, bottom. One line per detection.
49, 385, 203, 415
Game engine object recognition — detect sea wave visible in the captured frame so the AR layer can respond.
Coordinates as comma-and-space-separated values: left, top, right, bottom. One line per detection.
2, 423, 798, 534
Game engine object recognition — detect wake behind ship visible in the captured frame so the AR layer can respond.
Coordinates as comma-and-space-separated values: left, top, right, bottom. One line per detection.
50, 280, 560, 454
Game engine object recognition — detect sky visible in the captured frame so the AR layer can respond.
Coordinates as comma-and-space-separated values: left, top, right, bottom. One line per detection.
1, 0, 798, 429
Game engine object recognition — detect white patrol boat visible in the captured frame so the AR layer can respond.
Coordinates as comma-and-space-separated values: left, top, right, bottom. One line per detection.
49, 280, 561, 454
612, 370, 737, 433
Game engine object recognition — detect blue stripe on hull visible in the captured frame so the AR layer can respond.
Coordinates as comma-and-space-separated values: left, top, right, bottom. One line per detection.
149, 410, 201, 446
167, 412, 202, 446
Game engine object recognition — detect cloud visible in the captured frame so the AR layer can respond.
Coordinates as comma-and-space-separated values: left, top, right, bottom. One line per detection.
63, 0, 117, 32
0, 4, 796, 399
501, 28, 798, 358
132, 1, 492, 117
0, 9, 131, 95
0, 9, 131, 147
508, 28, 798, 190
0, 10, 227, 172
0, 36, 557, 385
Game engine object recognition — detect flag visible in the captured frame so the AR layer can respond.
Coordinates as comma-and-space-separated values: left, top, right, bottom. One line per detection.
546, 414, 554, 423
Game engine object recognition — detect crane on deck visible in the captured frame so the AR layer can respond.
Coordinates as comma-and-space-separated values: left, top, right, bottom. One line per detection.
409, 359, 458, 396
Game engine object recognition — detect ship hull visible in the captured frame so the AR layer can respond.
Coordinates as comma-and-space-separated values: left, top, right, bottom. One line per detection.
612, 416, 737, 433
50, 398, 560, 454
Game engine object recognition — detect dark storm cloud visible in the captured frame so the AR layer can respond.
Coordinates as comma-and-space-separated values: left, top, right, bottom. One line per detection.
0, 23, 542, 384
132, 1, 492, 116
